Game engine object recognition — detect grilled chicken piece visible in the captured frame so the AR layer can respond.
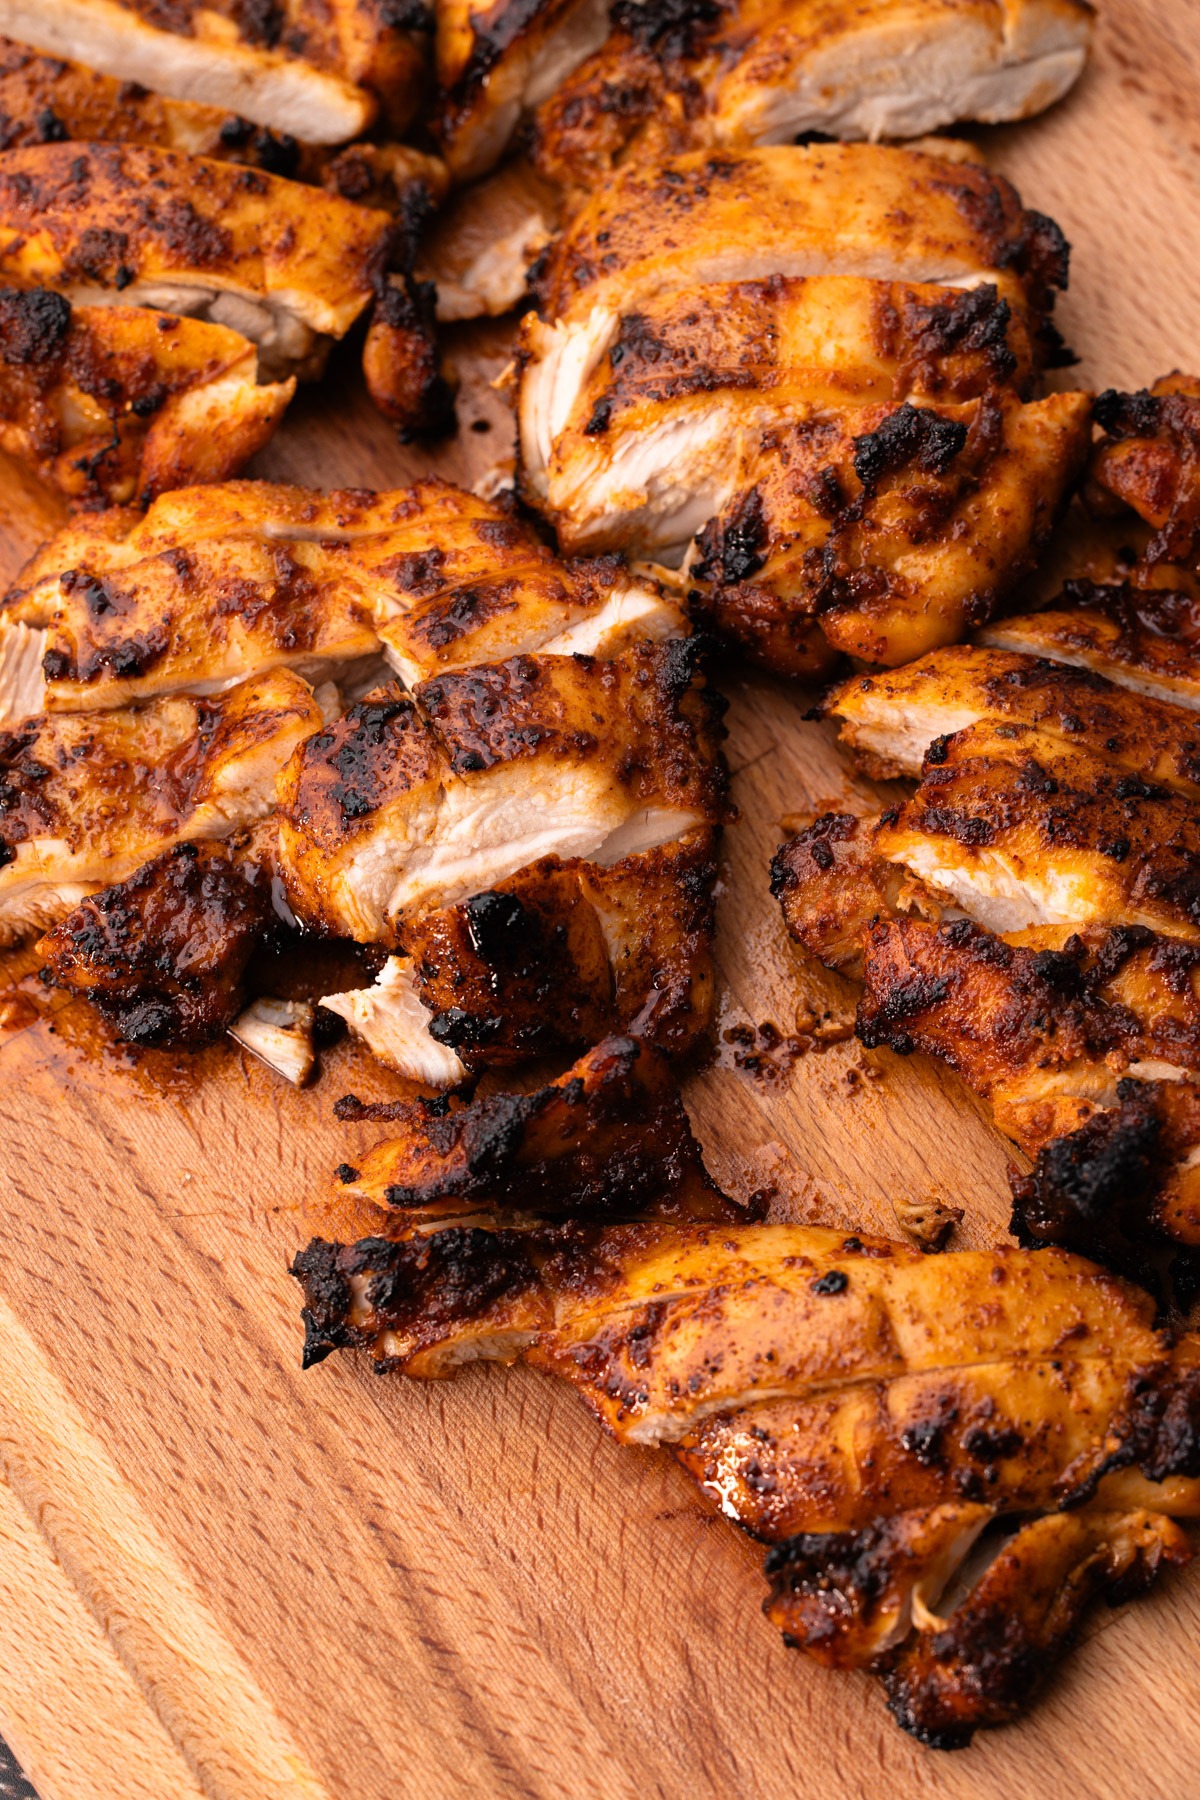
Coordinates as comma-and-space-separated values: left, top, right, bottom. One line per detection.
0, 290, 293, 509
872, 722, 1200, 940
532, 143, 1069, 328
322, 829, 717, 1080
981, 578, 1200, 712
294, 1184, 1200, 1744
531, 0, 1093, 199
1086, 376, 1200, 573
37, 838, 271, 1045
277, 642, 728, 940
323, 1035, 742, 1236
0, 477, 682, 722
518, 276, 1039, 559
0, 667, 321, 943
687, 390, 1089, 670
857, 915, 1200, 1250
825, 645, 1200, 797
0, 144, 392, 380
0, 0, 428, 142
435, 0, 609, 180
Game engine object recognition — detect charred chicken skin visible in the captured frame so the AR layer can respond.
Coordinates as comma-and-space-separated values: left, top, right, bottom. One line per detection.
293, 1035, 1200, 1747
981, 374, 1200, 708
517, 143, 1087, 672
0, 477, 682, 724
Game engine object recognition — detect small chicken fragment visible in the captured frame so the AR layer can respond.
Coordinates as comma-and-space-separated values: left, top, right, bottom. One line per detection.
230, 997, 316, 1085
0, 0, 429, 142
0, 667, 321, 944
824, 644, 1200, 796
529, 0, 1093, 199
37, 840, 271, 1045
322, 829, 717, 1079
294, 1068, 1200, 1747
0, 144, 393, 380
322, 1034, 742, 1235
1086, 376, 1200, 572
277, 641, 728, 940
0, 477, 684, 722
420, 160, 557, 322
0, 290, 293, 509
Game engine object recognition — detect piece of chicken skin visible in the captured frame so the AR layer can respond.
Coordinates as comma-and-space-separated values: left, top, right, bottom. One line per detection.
0, 478, 684, 722
322, 829, 718, 1080
0, 0, 429, 142
518, 276, 1039, 560
0, 290, 293, 511
533, 143, 1070, 329
825, 644, 1200, 797
277, 643, 728, 940
0, 144, 393, 380
434, 0, 610, 181
691, 391, 1089, 670
37, 838, 272, 1046
872, 721, 1200, 940
322, 1034, 743, 1241
1086, 376, 1200, 573
293, 1202, 1200, 1743
531, 0, 1092, 200
0, 667, 322, 944
981, 577, 1200, 713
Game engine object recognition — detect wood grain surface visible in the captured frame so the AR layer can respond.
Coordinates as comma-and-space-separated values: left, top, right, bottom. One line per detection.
2, 6, 1200, 1794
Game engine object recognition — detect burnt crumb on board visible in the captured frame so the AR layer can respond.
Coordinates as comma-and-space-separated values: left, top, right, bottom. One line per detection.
722, 1010, 855, 1082
893, 1192, 965, 1250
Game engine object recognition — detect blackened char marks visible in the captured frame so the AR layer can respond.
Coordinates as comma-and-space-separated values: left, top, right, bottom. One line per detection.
0, 286, 70, 364
853, 404, 968, 493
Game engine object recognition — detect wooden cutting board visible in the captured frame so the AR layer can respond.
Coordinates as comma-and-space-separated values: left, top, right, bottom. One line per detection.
3, 6, 1200, 1794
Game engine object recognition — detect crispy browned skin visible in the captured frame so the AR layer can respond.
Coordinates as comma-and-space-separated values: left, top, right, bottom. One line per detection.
533, 144, 1069, 326
688, 391, 1090, 670
326, 1034, 742, 1231
770, 812, 938, 979
0, 290, 293, 508
0, 143, 393, 369
294, 1184, 1200, 1745
37, 839, 271, 1045
399, 829, 717, 1064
